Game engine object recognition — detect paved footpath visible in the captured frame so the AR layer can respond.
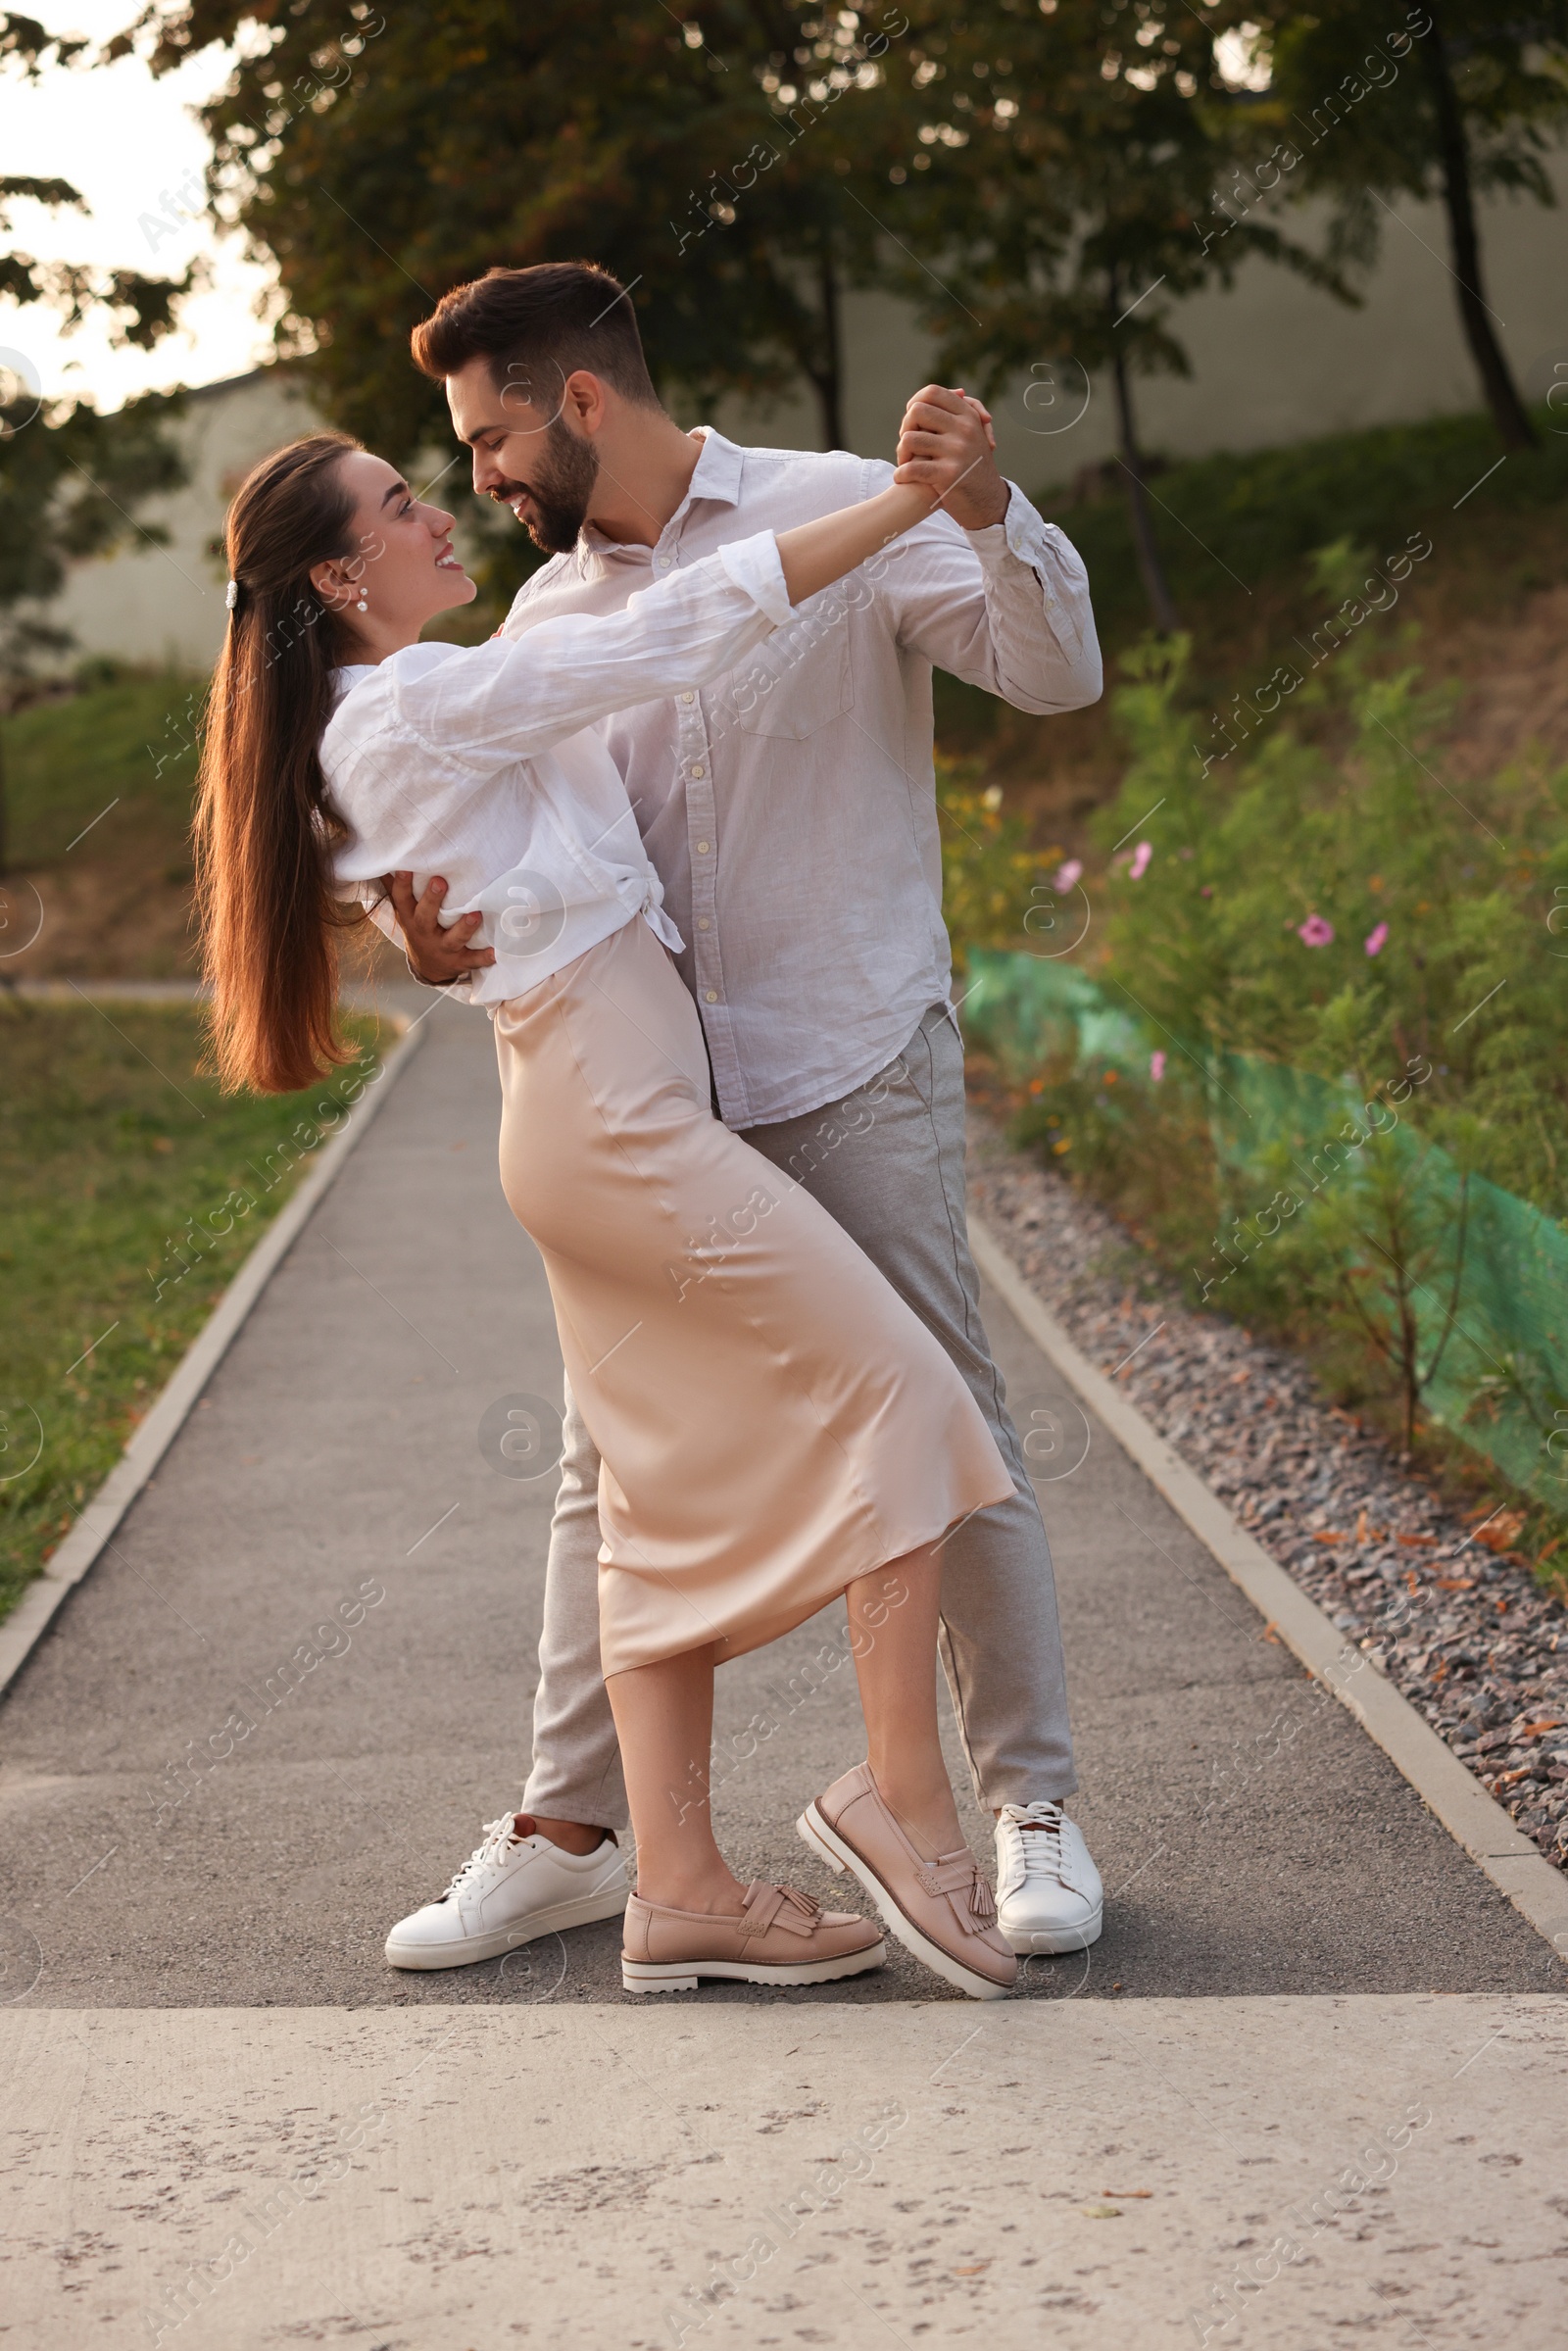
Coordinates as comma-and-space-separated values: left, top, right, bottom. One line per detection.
1, 1000, 1564, 2347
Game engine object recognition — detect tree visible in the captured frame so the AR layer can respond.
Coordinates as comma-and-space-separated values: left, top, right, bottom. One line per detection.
869, 0, 1347, 631
137, 0, 917, 463
3, 13, 191, 346
0, 378, 186, 874
1260, 1, 1568, 454
0, 13, 188, 875
0, 392, 186, 672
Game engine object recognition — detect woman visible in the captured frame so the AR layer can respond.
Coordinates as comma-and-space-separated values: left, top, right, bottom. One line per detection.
195, 419, 1019, 2000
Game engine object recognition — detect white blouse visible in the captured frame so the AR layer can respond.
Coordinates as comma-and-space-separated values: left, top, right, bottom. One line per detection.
324, 529, 796, 999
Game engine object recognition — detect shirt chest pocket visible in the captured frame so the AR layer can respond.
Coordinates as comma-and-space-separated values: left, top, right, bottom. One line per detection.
726, 608, 854, 741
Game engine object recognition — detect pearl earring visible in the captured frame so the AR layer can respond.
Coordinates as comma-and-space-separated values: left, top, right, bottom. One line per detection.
355, 589, 368, 612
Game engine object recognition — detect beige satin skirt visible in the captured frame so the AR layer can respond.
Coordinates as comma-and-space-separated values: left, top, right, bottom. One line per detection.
494, 914, 1012, 1678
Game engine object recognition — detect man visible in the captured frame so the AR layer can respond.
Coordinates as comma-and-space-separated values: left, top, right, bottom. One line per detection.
381, 262, 1105, 1971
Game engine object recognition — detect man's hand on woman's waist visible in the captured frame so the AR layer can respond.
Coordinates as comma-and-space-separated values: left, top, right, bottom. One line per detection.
385, 870, 497, 988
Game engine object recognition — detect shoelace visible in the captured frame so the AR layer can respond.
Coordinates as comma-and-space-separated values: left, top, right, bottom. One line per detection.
1006, 1802, 1070, 1884
438, 1814, 524, 1902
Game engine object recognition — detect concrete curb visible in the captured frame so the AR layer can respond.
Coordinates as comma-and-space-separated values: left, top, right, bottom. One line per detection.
0, 1012, 426, 1702
969, 1212, 1568, 1970
8, 979, 206, 1003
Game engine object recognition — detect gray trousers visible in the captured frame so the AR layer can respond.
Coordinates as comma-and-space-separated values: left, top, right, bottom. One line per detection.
520, 1004, 1077, 1827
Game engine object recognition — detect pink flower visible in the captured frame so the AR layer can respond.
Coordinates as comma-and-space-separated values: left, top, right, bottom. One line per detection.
1297, 914, 1335, 948
1150, 1051, 1166, 1082
1129, 842, 1152, 879
1054, 857, 1083, 891
1364, 921, 1389, 956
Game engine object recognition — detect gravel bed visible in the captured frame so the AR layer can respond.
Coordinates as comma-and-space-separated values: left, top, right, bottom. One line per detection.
967, 1111, 1568, 1873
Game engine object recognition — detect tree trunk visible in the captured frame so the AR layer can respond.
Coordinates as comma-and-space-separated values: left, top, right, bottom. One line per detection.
809, 237, 845, 452
1421, 13, 1537, 452
1110, 343, 1179, 634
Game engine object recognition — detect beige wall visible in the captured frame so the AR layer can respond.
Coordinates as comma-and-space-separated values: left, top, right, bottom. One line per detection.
715, 174, 1568, 487
45, 167, 1568, 672
46, 367, 318, 673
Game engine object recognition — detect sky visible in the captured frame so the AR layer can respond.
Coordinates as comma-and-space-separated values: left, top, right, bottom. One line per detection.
1, 0, 276, 411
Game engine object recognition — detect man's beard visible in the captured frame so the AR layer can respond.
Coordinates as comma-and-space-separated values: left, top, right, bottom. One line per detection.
491, 418, 600, 555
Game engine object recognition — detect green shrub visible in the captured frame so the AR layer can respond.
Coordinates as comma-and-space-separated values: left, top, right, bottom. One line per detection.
966, 543, 1568, 1521
1040, 403, 1568, 642
936, 753, 1055, 972
1090, 550, 1568, 1218
1010, 1055, 1223, 1270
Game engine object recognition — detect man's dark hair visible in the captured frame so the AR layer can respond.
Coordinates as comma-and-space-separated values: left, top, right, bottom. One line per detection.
411, 264, 661, 410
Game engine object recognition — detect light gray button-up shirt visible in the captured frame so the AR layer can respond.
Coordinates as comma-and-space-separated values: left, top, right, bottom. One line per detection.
500, 428, 1102, 1127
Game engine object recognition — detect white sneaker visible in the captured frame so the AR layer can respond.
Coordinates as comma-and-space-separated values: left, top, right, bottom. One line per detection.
994, 1801, 1103, 1954
385, 1814, 629, 1970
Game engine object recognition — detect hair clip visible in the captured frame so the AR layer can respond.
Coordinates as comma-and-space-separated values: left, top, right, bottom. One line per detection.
225, 579, 239, 611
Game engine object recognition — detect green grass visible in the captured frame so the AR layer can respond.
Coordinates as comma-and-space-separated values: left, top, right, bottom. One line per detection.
1034, 402, 1568, 645
0, 1000, 382, 1623
1, 667, 207, 876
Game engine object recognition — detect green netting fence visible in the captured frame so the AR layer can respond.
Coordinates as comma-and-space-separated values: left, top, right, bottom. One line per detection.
962, 949, 1568, 1504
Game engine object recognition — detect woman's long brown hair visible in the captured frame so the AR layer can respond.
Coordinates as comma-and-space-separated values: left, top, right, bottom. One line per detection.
194, 431, 368, 1095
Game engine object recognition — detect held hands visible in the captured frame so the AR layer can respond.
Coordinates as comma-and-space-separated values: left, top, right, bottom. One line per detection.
385, 871, 496, 987
778, 386, 1006, 599
894, 385, 1008, 530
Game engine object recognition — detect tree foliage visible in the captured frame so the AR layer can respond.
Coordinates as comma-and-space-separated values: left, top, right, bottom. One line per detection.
865, 0, 1349, 628
94, 0, 1568, 621
2, 11, 190, 343
0, 8, 187, 885
139, 0, 920, 458
129, 0, 1378, 631
1253, 1, 1568, 451
0, 391, 186, 672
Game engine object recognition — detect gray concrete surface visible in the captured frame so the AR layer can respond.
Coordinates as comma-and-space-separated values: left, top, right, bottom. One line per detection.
0, 998, 1557, 2007
4, 1997, 1566, 2348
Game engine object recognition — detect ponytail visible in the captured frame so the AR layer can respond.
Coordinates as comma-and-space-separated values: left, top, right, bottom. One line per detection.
193, 431, 366, 1094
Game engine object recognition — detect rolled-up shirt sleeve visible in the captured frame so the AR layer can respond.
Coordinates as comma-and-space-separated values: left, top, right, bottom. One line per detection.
381, 529, 796, 764
878, 473, 1102, 715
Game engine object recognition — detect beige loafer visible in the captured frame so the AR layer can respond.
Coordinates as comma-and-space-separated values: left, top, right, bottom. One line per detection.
621, 1878, 886, 1994
798, 1763, 1017, 2001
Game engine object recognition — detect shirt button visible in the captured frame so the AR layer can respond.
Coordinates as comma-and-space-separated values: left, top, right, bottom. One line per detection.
691, 763, 705, 778
657, 554, 673, 568
680, 691, 695, 704
705, 989, 718, 1004
697, 917, 710, 931
696, 840, 710, 855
